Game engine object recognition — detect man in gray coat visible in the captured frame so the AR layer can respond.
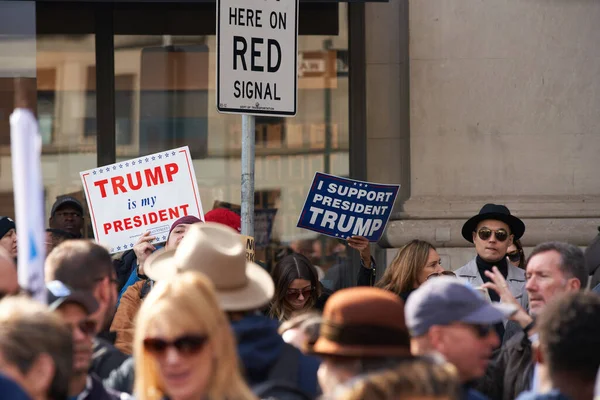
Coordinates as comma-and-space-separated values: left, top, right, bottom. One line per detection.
455, 204, 527, 309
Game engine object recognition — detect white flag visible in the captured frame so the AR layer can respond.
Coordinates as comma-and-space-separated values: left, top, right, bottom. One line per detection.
10, 108, 46, 304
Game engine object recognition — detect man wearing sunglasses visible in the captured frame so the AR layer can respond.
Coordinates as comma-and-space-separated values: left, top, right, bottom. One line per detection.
455, 204, 528, 312
405, 277, 517, 400
45, 240, 128, 380
47, 280, 129, 400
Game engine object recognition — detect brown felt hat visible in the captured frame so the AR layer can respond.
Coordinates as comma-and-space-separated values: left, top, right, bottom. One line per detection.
311, 287, 411, 358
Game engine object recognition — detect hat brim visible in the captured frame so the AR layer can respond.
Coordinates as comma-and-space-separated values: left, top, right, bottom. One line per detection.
310, 337, 412, 358
461, 212, 525, 242
49, 293, 98, 315
144, 248, 274, 312
460, 302, 517, 325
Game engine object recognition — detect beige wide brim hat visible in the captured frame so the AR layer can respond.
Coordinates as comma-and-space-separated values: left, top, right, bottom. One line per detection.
144, 222, 274, 312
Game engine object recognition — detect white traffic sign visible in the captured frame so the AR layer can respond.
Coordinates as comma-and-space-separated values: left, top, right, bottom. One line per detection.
217, 0, 298, 117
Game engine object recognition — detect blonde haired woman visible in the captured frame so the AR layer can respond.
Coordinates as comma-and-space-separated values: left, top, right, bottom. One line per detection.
133, 271, 257, 400
377, 240, 454, 301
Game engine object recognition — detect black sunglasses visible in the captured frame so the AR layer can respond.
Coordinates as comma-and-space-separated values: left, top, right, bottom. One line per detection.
285, 286, 313, 301
67, 319, 97, 336
507, 251, 521, 262
477, 228, 509, 242
94, 276, 119, 286
467, 324, 495, 338
143, 335, 208, 356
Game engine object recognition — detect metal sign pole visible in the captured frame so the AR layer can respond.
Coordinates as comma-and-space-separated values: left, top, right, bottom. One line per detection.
241, 114, 255, 237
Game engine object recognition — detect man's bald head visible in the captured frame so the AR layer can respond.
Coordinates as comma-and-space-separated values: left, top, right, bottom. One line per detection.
0, 247, 18, 297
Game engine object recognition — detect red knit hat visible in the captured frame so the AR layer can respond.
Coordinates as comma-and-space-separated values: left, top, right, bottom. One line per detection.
204, 208, 241, 233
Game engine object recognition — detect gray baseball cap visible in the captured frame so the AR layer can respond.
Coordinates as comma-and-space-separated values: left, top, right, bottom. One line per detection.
46, 280, 98, 315
405, 277, 517, 337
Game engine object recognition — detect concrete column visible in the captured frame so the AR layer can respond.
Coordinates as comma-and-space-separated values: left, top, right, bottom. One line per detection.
364, 0, 410, 273
368, 0, 600, 269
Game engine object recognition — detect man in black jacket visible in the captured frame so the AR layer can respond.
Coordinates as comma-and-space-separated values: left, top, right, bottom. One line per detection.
46, 240, 129, 379
47, 281, 129, 399
476, 241, 588, 400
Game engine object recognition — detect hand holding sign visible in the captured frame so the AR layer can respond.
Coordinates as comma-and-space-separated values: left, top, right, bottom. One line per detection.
347, 236, 372, 266
133, 231, 157, 275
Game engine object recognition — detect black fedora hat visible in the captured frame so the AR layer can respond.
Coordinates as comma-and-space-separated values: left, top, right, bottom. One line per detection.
461, 204, 525, 243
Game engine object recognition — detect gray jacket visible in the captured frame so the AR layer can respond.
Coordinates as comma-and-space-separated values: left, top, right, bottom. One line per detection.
455, 258, 528, 309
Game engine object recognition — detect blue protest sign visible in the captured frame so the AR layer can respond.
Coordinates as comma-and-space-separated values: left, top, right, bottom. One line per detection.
297, 172, 400, 242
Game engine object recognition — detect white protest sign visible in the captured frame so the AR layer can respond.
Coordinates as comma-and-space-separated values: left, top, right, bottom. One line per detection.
80, 146, 204, 254
217, 0, 298, 116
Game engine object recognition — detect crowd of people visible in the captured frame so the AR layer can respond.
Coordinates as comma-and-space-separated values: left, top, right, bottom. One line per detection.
0, 197, 599, 400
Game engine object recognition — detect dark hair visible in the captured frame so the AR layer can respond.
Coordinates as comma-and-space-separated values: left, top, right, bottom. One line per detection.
527, 242, 587, 288
538, 292, 600, 384
45, 240, 114, 291
269, 253, 321, 321
510, 239, 526, 269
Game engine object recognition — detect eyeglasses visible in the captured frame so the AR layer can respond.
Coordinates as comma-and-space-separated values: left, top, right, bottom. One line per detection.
94, 276, 119, 286
426, 271, 457, 280
55, 211, 82, 219
451, 323, 495, 338
67, 319, 97, 336
507, 251, 521, 263
477, 228, 509, 242
143, 335, 208, 356
286, 286, 313, 301
469, 324, 495, 338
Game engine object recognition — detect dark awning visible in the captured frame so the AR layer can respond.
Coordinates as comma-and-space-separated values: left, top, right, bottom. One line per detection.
28, 0, 388, 3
